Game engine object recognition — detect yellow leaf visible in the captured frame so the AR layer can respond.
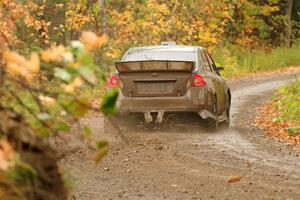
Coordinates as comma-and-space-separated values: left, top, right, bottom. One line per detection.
26, 52, 40, 73
4, 51, 26, 66
80, 31, 108, 50
0, 139, 16, 171
61, 83, 75, 93
39, 95, 56, 106
41, 45, 66, 63
72, 76, 84, 88
6, 62, 24, 76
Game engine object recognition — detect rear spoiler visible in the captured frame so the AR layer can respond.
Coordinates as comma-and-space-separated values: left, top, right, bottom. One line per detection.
115, 60, 194, 73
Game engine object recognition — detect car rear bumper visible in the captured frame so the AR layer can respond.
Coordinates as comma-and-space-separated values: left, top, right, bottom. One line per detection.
116, 87, 207, 112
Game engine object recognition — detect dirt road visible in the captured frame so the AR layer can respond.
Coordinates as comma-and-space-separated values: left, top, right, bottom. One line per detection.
63, 71, 300, 200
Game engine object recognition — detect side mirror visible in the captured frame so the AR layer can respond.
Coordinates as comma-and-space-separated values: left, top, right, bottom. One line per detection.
217, 66, 224, 71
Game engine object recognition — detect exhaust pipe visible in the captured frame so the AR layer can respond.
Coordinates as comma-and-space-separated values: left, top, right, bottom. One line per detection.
144, 112, 153, 124
156, 111, 165, 124
144, 111, 165, 124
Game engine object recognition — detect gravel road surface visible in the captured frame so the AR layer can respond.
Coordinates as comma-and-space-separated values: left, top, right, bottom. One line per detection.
63, 71, 300, 200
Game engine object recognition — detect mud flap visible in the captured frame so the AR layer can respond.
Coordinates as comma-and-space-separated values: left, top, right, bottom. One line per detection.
198, 110, 217, 120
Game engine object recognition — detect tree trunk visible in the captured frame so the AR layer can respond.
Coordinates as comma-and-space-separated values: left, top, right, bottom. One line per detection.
99, 0, 107, 34
285, 0, 293, 47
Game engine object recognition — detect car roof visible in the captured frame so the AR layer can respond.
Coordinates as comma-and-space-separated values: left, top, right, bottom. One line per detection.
127, 45, 205, 53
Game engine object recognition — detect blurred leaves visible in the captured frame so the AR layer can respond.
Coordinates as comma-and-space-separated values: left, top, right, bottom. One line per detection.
83, 126, 92, 138
37, 113, 51, 122
60, 98, 89, 118
96, 140, 108, 149
94, 140, 109, 164
78, 68, 97, 85
0, 139, 16, 171
54, 122, 71, 132
54, 68, 72, 82
2, 31, 110, 138
6, 161, 37, 184
94, 148, 108, 164
101, 88, 119, 115
0, 30, 114, 200
80, 31, 108, 51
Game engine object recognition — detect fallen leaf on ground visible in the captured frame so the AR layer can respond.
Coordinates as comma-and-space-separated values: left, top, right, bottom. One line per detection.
228, 176, 242, 183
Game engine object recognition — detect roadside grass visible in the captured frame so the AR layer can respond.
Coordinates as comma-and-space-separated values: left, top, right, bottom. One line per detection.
253, 76, 300, 146
215, 45, 300, 79
273, 77, 300, 134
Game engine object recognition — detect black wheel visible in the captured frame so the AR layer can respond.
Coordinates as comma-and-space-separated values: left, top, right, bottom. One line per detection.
220, 94, 230, 128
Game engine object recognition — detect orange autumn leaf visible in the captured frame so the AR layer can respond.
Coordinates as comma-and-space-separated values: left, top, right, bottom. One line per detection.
80, 31, 108, 50
41, 45, 66, 63
3, 51, 40, 81
26, 52, 40, 73
0, 139, 16, 171
228, 176, 242, 183
4, 51, 27, 66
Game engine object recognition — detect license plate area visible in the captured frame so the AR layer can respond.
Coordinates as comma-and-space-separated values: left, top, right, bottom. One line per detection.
134, 80, 176, 96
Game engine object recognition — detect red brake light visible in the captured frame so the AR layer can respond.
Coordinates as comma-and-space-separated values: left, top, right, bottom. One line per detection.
107, 75, 119, 88
192, 73, 206, 87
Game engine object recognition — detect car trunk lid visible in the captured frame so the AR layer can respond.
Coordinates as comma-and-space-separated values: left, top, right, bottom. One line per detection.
115, 60, 194, 97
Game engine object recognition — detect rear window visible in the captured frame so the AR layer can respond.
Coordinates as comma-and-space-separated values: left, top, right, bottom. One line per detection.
115, 61, 194, 72
123, 51, 196, 62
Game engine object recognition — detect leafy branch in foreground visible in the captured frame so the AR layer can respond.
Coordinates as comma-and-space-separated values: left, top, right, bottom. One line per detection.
2, 31, 112, 136
0, 31, 117, 200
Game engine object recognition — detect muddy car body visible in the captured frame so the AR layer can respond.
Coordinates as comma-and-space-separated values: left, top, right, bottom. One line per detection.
108, 44, 231, 127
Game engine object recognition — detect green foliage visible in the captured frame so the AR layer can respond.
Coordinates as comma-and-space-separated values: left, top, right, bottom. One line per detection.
215, 45, 300, 78
60, 97, 89, 118
0, 158, 38, 200
96, 140, 108, 149
54, 122, 71, 132
214, 47, 241, 78
54, 68, 72, 82
241, 46, 300, 71
6, 161, 37, 184
273, 77, 300, 134
1, 36, 116, 139
101, 88, 119, 115
94, 140, 109, 164
288, 127, 300, 136
83, 126, 92, 138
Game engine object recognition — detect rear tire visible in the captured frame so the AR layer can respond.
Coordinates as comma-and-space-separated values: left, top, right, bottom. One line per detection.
220, 94, 230, 128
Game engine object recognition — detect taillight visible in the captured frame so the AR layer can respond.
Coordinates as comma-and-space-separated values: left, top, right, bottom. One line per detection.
107, 75, 119, 88
192, 73, 206, 87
